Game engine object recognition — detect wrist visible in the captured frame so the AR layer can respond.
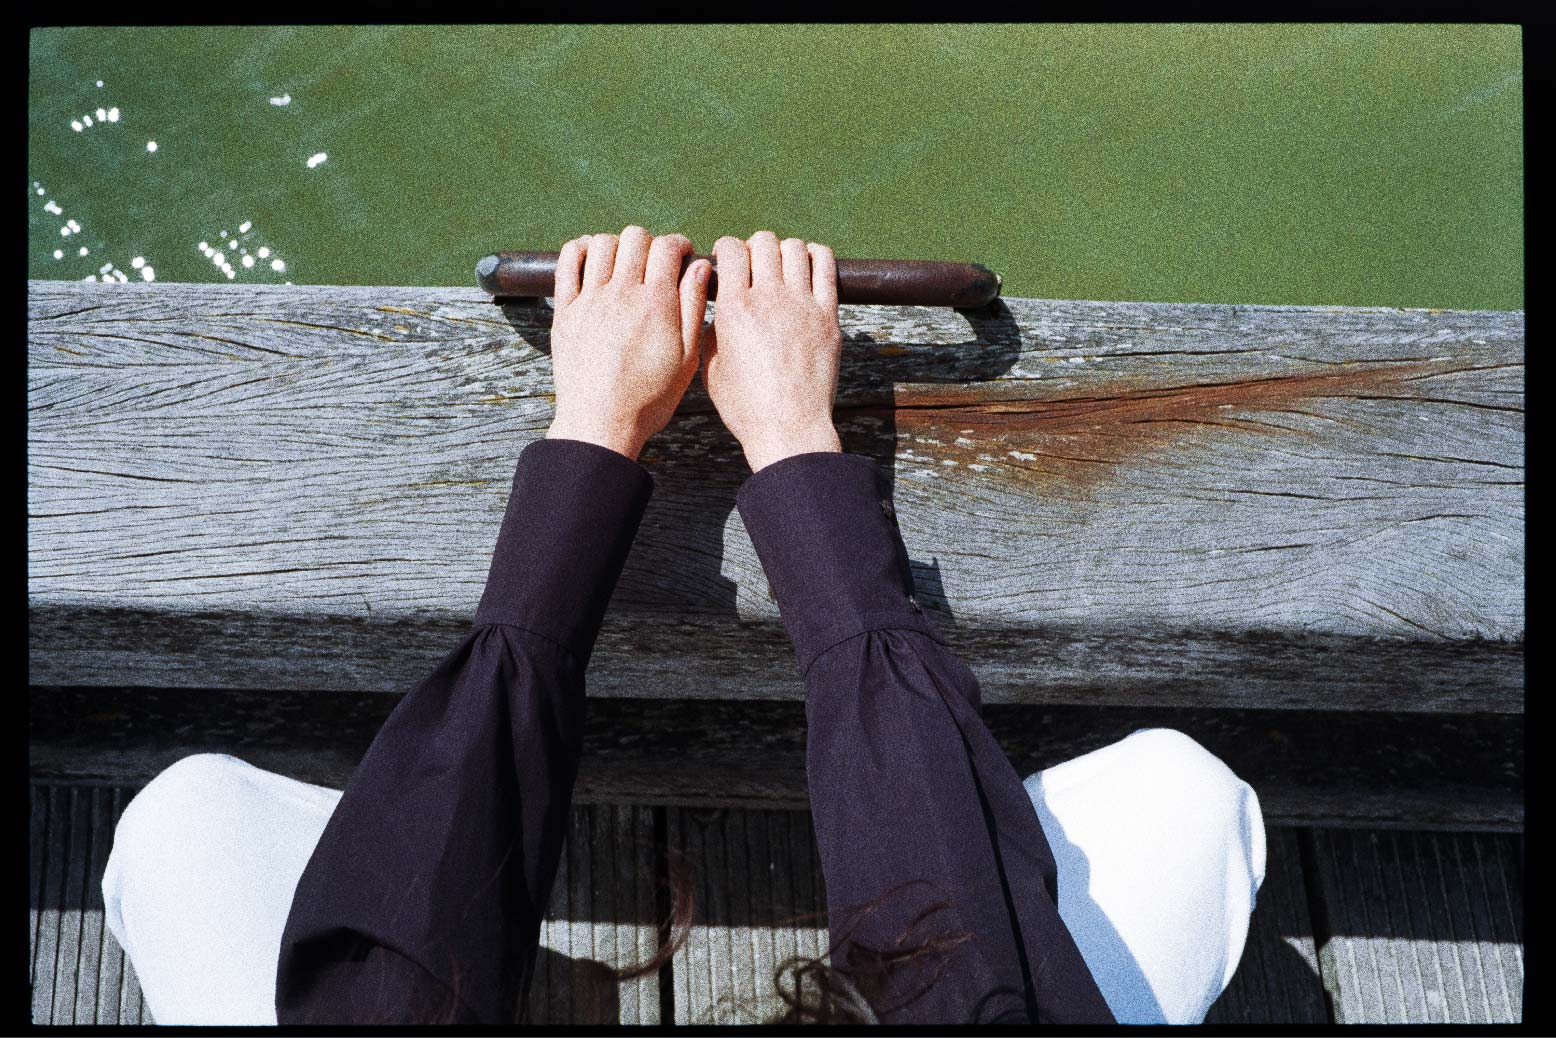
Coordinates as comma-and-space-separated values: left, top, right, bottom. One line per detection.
742, 423, 843, 473
546, 414, 644, 462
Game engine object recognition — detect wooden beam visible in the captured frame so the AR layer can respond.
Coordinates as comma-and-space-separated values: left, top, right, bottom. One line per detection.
28, 686, 1524, 832
28, 282, 1523, 710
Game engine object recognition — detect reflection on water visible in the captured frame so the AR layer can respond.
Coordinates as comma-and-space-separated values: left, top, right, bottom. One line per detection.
27, 25, 1523, 309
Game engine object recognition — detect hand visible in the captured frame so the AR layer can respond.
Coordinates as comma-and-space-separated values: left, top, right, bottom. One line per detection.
545, 226, 713, 461
701, 231, 844, 473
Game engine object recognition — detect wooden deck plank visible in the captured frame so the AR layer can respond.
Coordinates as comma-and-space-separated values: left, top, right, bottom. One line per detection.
56, 784, 91, 1024
30, 784, 150, 1026
614, 804, 661, 1025
668, 807, 830, 1024
29, 784, 46, 998
74, 787, 111, 1024
28, 779, 1525, 1026
1204, 828, 1329, 1023
31, 687, 1525, 832
1311, 829, 1522, 1023
94, 788, 128, 1026
521, 804, 662, 1025
29, 283, 1524, 713
33, 785, 67, 1023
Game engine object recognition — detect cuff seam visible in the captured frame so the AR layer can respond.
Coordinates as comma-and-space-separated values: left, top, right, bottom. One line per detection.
800, 617, 950, 676
471, 618, 582, 670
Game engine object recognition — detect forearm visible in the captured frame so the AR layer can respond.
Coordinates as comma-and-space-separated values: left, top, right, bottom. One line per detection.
276, 439, 653, 1024
736, 451, 1115, 1025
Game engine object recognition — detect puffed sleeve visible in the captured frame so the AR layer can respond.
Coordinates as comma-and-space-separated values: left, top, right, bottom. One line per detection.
736, 452, 1116, 1025
274, 438, 652, 1025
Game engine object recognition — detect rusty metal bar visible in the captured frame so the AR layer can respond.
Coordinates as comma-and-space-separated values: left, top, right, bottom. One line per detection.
476, 250, 1003, 308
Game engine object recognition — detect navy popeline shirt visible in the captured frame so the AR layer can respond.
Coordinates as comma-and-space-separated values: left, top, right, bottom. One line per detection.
274, 438, 1116, 1025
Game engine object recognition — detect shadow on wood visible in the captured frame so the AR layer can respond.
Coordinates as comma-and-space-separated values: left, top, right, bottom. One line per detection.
494, 297, 1020, 623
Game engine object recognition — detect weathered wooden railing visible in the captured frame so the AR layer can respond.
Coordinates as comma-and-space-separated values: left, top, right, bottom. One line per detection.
28, 282, 1524, 824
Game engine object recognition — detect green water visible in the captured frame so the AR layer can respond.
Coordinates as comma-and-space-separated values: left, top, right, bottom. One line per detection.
28, 25, 1523, 309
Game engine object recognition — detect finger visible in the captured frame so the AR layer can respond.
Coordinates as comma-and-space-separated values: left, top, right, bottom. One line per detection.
613, 225, 652, 283
711, 236, 750, 300
779, 237, 811, 286
807, 241, 838, 310
678, 258, 713, 354
747, 230, 781, 285
554, 236, 586, 307
582, 232, 617, 288
645, 232, 693, 287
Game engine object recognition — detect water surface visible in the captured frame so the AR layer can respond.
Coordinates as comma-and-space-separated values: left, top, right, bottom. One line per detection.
28, 25, 1523, 308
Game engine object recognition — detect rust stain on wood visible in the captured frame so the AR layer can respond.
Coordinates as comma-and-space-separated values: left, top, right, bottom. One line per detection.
408, 479, 491, 489
376, 306, 430, 317
851, 359, 1478, 491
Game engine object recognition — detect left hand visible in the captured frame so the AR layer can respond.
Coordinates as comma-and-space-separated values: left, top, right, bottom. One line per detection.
545, 225, 713, 461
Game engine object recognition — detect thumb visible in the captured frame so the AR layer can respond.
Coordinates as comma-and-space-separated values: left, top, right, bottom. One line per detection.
679, 258, 712, 357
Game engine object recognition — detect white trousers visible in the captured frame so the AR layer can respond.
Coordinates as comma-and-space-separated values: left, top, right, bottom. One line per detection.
102, 727, 1265, 1025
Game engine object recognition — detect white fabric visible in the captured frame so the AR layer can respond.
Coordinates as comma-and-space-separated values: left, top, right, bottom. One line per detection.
1024, 727, 1267, 1024
102, 727, 1263, 1025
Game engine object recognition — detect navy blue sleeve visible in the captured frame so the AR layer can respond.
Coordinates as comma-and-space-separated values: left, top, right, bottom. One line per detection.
274, 438, 651, 1025
737, 451, 1117, 1025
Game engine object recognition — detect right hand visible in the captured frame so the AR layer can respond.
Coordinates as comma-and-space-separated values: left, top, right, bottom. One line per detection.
701, 231, 845, 473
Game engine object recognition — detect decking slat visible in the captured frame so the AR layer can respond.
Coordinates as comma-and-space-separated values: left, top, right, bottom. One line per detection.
28, 780, 1523, 1026
521, 804, 662, 1025
31, 784, 153, 1025
1204, 827, 1328, 1023
95, 788, 128, 1026
74, 788, 110, 1024
29, 784, 47, 996
668, 807, 830, 1024
1311, 829, 1522, 1023
34, 785, 67, 1023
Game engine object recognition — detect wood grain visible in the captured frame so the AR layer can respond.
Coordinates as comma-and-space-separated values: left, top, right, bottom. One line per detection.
29, 686, 1524, 831
526, 803, 662, 1025
668, 807, 831, 1024
28, 785, 150, 1026
29, 282, 1523, 709
1310, 829, 1523, 1023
